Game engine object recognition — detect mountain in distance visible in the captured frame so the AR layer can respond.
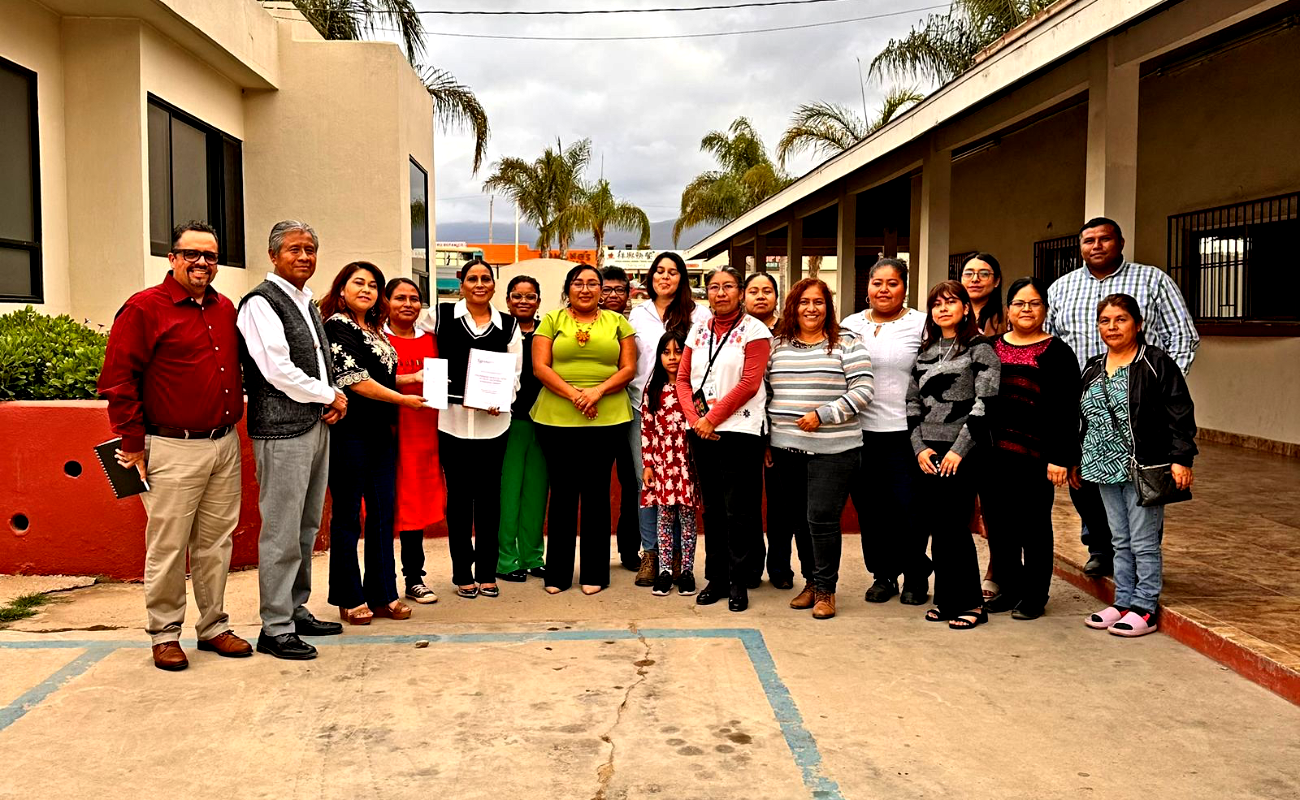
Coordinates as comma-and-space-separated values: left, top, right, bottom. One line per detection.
434, 218, 716, 251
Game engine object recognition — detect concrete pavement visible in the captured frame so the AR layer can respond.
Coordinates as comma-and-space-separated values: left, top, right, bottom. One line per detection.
2, 540, 1298, 800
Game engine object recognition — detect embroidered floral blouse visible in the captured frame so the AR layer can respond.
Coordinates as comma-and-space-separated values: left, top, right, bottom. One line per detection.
324, 312, 400, 433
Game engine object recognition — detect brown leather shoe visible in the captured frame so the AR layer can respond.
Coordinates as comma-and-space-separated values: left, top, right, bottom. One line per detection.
197, 630, 253, 658
790, 582, 816, 610
152, 642, 189, 671
635, 550, 657, 587
812, 591, 836, 619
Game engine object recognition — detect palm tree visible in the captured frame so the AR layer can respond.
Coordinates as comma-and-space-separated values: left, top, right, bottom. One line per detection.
673, 117, 791, 245
775, 86, 925, 166
540, 139, 593, 258
869, 0, 1057, 85
482, 156, 555, 254
557, 179, 651, 268
287, 0, 491, 174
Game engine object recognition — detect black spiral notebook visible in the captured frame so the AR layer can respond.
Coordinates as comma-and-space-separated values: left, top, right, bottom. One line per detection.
93, 439, 149, 499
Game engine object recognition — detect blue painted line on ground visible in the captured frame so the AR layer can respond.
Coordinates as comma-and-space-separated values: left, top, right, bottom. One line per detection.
0, 647, 113, 732
0, 628, 842, 799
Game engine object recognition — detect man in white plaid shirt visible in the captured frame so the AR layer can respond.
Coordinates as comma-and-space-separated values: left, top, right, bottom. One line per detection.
1045, 217, 1199, 576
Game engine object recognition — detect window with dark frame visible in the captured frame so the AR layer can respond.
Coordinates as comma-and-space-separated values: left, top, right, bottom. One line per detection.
948, 251, 978, 281
1167, 192, 1299, 332
410, 157, 430, 301
0, 56, 41, 303
147, 96, 244, 267
1032, 234, 1082, 288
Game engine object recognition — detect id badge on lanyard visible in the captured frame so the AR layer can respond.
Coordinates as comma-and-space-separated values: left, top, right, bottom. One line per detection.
694, 318, 739, 416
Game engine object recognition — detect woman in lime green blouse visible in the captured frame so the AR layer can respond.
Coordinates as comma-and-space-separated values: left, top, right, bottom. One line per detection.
532, 263, 637, 594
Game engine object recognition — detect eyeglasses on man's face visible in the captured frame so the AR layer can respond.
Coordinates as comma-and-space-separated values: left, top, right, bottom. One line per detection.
509, 292, 539, 302
173, 249, 219, 264
601, 286, 629, 296
1009, 300, 1044, 310
962, 269, 994, 281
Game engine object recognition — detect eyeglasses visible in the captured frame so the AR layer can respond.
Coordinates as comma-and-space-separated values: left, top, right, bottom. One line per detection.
173, 249, 219, 264
961, 270, 993, 280
509, 292, 539, 302
570, 281, 602, 290
1009, 300, 1044, 310
601, 286, 629, 296
707, 283, 739, 294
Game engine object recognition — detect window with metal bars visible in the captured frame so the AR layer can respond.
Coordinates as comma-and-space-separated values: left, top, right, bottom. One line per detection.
948, 251, 977, 281
1032, 235, 1081, 288
1168, 192, 1299, 331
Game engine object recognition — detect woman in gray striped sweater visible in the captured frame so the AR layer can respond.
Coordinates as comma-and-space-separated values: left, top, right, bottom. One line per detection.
765, 278, 874, 619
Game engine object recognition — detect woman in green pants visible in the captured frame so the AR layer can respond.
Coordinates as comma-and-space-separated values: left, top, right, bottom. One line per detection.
497, 276, 549, 582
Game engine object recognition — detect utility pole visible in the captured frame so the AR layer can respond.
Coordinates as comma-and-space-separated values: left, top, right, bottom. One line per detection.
856, 56, 869, 125
488, 195, 494, 245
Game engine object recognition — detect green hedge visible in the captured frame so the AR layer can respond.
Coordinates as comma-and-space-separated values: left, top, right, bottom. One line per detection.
0, 307, 108, 400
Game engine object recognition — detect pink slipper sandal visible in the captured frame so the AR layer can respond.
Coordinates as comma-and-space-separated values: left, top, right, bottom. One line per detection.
1109, 610, 1158, 637
1085, 606, 1125, 630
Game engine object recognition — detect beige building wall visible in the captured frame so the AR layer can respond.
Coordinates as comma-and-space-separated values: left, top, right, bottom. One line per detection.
0, 0, 431, 325
949, 103, 1088, 286
0, 1, 69, 316
1134, 23, 1300, 445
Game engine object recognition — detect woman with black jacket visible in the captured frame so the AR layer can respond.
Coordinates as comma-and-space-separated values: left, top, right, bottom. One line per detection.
1073, 293, 1196, 638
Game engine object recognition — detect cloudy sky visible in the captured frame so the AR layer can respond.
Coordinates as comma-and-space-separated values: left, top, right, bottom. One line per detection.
389, 0, 946, 232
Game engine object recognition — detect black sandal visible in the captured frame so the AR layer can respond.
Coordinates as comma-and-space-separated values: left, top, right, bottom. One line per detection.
478, 585, 499, 598
924, 607, 952, 622
948, 608, 988, 630
456, 585, 479, 599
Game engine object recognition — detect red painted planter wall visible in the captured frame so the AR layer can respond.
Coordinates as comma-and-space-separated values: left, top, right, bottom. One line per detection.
0, 401, 328, 580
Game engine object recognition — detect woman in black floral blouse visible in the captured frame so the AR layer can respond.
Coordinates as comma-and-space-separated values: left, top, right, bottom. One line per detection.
322, 262, 426, 625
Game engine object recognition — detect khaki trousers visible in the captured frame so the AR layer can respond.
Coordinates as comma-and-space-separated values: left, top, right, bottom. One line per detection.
140, 433, 241, 645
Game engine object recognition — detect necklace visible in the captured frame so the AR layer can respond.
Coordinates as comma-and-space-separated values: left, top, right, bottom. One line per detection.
868, 307, 906, 336
569, 307, 598, 346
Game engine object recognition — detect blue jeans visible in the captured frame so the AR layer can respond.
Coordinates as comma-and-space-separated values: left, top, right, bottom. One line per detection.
1098, 481, 1164, 615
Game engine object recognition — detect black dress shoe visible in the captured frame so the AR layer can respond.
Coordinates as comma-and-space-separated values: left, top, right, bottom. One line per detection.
528, 566, 548, 579
620, 556, 641, 571
746, 575, 762, 590
899, 583, 929, 605
985, 592, 1018, 613
770, 575, 795, 591
498, 569, 528, 582
294, 614, 343, 637
728, 586, 749, 612
695, 582, 725, 606
256, 632, 318, 660
1082, 554, 1113, 578
864, 578, 899, 603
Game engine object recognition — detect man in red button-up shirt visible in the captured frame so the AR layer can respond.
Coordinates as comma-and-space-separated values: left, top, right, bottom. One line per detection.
98, 221, 252, 671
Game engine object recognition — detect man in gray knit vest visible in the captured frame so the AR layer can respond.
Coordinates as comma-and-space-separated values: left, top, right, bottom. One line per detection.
236, 220, 348, 660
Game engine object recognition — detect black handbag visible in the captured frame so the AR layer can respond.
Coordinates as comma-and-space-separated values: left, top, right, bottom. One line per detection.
1099, 370, 1192, 507
1129, 459, 1192, 507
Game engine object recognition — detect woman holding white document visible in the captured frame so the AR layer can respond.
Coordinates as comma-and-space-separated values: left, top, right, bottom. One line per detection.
420, 258, 522, 599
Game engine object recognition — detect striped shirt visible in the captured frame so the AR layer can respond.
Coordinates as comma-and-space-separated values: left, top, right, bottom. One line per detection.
766, 331, 874, 455
1044, 261, 1199, 374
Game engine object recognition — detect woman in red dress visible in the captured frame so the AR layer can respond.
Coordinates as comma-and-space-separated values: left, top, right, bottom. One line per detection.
384, 277, 446, 604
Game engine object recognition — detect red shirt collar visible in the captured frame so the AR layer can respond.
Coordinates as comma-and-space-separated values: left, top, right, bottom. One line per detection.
162, 271, 218, 307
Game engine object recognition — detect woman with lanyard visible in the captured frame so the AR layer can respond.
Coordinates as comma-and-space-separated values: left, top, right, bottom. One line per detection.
383, 277, 446, 605
675, 266, 772, 612
627, 252, 711, 586
419, 258, 522, 599
531, 264, 638, 595
840, 258, 929, 605
496, 276, 548, 583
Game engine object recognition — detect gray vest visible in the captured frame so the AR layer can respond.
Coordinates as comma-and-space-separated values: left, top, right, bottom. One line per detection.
238, 279, 336, 439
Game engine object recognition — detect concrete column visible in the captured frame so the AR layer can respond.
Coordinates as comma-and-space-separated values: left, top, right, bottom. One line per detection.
728, 241, 747, 273
753, 233, 767, 274
908, 173, 923, 307
783, 216, 803, 294
835, 190, 858, 312
918, 141, 952, 305
1085, 38, 1139, 251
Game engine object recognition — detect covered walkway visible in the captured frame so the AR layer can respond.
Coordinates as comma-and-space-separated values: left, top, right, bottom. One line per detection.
1052, 440, 1300, 703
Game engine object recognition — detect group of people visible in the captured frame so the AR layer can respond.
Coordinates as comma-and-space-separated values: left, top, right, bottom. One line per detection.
98, 214, 1200, 671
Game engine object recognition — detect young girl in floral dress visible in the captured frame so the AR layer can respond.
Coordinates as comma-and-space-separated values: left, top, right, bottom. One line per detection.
641, 331, 699, 597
